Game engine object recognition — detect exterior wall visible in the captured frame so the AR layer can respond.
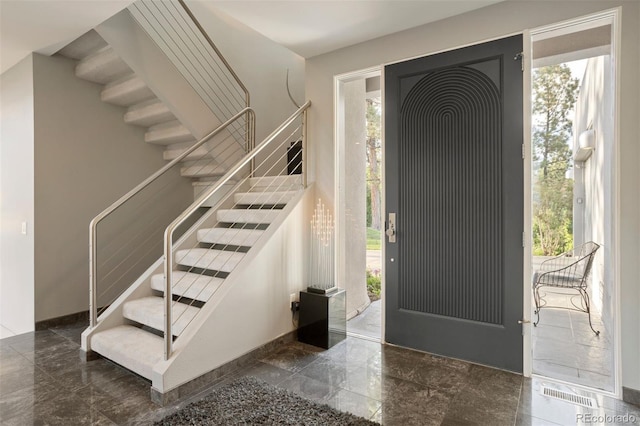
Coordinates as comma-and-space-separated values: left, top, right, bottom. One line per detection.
573, 56, 613, 329
0, 55, 35, 334
338, 79, 370, 318
31, 53, 193, 322
305, 0, 640, 392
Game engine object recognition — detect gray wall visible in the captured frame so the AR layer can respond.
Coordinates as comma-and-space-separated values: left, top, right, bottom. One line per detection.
0, 55, 35, 334
30, 53, 193, 322
305, 0, 640, 392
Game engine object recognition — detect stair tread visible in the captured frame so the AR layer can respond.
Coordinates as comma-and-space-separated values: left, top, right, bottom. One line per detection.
164, 145, 209, 162
197, 228, 264, 246
175, 248, 245, 272
125, 98, 176, 127
76, 46, 132, 84
145, 120, 193, 145
57, 30, 108, 61
101, 75, 154, 106
234, 190, 298, 205
91, 325, 163, 380
150, 272, 224, 302
181, 162, 226, 178
123, 296, 199, 337
248, 175, 303, 189
217, 209, 280, 224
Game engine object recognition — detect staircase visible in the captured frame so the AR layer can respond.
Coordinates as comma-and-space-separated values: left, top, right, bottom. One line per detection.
83, 171, 308, 390
71, 1, 311, 400
56, 30, 226, 188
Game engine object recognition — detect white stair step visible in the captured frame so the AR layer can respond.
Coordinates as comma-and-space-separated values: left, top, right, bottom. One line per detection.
145, 120, 193, 145
234, 191, 297, 205
181, 160, 226, 178
123, 296, 199, 337
175, 248, 245, 272
76, 46, 132, 84
101, 75, 155, 106
197, 228, 264, 247
150, 272, 224, 302
91, 325, 163, 380
125, 98, 176, 127
57, 30, 108, 61
217, 209, 280, 224
248, 175, 302, 191
164, 143, 209, 162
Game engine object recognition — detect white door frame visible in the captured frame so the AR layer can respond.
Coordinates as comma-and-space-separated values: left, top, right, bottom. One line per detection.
334, 66, 384, 341
526, 8, 622, 398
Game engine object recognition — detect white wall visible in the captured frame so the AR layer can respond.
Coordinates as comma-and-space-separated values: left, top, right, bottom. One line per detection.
573, 56, 613, 327
186, 1, 306, 176
338, 79, 370, 318
305, 0, 640, 393
0, 55, 35, 334
31, 53, 193, 322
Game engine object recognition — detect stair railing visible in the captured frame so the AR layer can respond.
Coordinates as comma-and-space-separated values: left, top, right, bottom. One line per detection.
129, 0, 249, 141
89, 108, 255, 327
162, 101, 310, 359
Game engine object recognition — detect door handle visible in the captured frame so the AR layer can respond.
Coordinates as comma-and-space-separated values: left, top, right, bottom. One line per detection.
386, 213, 396, 243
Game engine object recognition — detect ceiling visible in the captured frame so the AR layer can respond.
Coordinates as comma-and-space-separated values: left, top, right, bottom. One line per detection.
1, 0, 504, 74
197, 0, 505, 59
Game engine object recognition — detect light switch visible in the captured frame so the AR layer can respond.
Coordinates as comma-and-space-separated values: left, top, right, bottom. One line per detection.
21, 222, 27, 235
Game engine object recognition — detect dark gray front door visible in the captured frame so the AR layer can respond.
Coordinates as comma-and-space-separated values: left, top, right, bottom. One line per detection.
384, 35, 523, 372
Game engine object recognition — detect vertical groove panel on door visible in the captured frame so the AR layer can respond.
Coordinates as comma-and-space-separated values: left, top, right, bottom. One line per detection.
398, 63, 503, 325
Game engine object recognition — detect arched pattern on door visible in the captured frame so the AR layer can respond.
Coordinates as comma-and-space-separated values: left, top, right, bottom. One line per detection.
398, 65, 503, 325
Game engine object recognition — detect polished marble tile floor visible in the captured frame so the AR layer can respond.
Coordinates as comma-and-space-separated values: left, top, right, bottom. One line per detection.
1, 321, 638, 425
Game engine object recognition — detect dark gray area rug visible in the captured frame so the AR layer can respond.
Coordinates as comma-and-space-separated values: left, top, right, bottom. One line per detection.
154, 376, 378, 425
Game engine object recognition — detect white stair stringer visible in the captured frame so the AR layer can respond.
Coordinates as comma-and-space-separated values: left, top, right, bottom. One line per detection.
81, 185, 310, 391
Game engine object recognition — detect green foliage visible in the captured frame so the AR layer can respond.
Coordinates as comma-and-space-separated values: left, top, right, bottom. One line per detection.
532, 64, 579, 256
366, 268, 381, 300
366, 185, 372, 228
366, 98, 382, 231
366, 227, 381, 250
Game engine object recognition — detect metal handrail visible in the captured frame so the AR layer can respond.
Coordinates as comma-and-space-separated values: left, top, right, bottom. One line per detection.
89, 107, 255, 327
162, 101, 310, 358
177, 0, 250, 109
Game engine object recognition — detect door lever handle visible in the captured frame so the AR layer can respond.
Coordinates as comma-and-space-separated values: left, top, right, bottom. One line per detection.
386, 213, 396, 243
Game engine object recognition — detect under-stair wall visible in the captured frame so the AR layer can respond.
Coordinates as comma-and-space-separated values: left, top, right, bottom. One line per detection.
154, 185, 315, 396
31, 53, 194, 322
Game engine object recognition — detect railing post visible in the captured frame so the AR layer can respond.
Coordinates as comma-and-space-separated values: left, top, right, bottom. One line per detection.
164, 228, 174, 360
249, 109, 256, 177
302, 108, 308, 188
89, 222, 97, 327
